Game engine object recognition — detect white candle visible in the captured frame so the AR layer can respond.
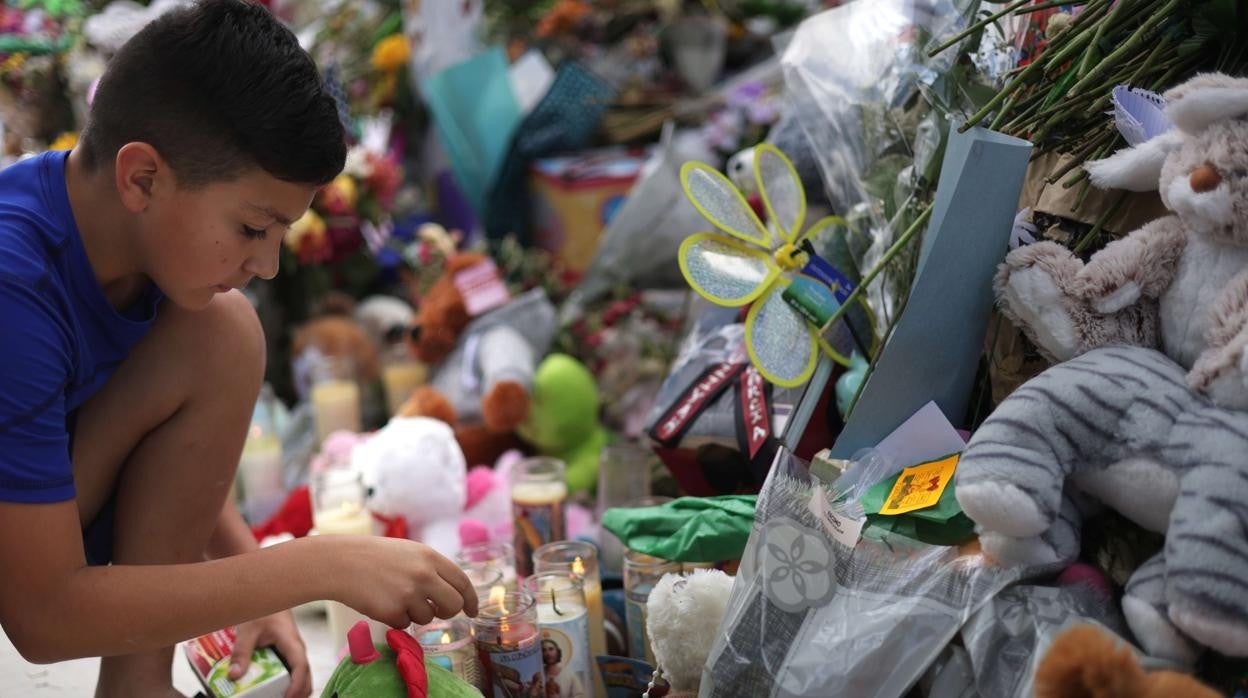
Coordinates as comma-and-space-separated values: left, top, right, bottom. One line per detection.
237, 431, 284, 524
382, 360, 427, 416
312, 379, 361, 444
527, 575, 591, 698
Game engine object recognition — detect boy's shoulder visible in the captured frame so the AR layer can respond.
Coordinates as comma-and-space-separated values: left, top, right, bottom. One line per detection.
0, 151, 72, 287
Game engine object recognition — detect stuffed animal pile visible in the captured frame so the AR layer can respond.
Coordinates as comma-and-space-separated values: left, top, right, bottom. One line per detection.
957, 73, 1248, 664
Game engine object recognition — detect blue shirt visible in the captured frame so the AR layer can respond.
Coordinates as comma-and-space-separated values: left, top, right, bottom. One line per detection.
0, 151, 161, 503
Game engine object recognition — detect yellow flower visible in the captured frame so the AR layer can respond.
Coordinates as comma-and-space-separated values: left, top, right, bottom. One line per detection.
49, 132, 79, 151
371, 34, 411, 73
285, 210, 327, 251
322, 174, 359, 212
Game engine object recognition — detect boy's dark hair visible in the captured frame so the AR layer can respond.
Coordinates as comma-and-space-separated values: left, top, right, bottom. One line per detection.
80, 0, 346, 187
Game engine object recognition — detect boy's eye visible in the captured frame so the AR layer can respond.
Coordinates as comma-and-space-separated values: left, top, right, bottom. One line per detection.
242, 225, 267, 240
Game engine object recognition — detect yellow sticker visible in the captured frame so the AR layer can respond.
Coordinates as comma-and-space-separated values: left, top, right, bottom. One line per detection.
879, 454, 960, 515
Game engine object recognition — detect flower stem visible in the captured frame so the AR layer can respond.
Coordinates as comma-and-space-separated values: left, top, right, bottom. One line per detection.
929, 0, 1034, 58
817, 205, 933, 338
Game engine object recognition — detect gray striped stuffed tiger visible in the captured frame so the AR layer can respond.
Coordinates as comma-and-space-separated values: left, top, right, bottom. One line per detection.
956, 345, 1248, 664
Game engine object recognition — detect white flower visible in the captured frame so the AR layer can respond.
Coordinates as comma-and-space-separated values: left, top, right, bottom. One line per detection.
754, 517, 837, 612
342, 146, 371, 179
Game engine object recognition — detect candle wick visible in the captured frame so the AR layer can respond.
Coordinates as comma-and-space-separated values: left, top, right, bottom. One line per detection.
551, 588, 563, 616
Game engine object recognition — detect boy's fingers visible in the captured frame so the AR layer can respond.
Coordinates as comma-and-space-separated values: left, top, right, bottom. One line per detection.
439, 561, 479, 617
228, 625, 259, 680
274, 634, 312, 698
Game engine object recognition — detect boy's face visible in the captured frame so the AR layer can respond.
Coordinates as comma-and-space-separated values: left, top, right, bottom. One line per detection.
138, 166, 317, 310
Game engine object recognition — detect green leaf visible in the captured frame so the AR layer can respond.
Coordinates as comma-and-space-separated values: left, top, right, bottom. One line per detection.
1042, 68, 1080, 110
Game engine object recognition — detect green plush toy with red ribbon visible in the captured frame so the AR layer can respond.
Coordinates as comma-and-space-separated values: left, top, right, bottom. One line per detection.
321, 621, 482, 698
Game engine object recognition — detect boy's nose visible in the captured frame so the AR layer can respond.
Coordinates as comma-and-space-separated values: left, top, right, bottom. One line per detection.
243, 247, 280, 280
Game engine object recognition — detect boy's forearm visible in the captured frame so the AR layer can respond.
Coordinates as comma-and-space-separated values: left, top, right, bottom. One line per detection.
34, 536, 339, 662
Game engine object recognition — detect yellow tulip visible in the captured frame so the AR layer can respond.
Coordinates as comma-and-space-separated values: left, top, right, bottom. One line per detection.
371, 34, 411, 73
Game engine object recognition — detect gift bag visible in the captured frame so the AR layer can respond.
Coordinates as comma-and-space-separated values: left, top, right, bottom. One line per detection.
701, 449, 1022, 698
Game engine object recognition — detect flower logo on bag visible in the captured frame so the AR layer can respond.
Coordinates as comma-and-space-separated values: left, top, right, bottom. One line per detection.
754, 516, 837, 612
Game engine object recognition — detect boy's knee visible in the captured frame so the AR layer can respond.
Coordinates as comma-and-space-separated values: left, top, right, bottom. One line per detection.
165, 291, 266, 389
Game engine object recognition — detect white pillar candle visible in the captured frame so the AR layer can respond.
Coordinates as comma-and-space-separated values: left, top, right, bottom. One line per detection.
312, 379, 361, 444
525, 574, 591, 698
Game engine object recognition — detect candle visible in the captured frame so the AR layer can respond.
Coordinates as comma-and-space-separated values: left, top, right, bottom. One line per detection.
237, 428, 284, 524
463, 561, 507, 602
525, 573, 592, 698
534, 541, 607, 698
623, 551, 681, 666
415, 615, 483, 689
312, 379, 362, 444
472, 590, 544, 698
511, 458, 568, 578
456, 542, 519, 592
382, 359, 427, 416
311, 469, 377, 649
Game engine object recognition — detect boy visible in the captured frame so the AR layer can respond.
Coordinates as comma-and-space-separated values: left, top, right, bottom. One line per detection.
0, 1, 476, 696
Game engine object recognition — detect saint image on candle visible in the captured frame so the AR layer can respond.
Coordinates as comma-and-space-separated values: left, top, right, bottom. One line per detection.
539, 635, 586, 698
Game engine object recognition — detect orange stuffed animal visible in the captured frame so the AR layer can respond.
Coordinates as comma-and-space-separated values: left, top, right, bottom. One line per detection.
400, 252, 556, 466
1035, 625, 1222, 698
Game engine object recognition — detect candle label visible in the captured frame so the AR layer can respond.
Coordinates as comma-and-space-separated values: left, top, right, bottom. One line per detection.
624, 588, 653, 665
478, 639, 544, 698
539, 617, 592, 698
512, 501, 565, 578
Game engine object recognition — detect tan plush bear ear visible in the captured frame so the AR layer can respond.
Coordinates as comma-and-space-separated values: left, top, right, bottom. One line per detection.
1164, 72, 1248, 135
1084, 130, 1183, 192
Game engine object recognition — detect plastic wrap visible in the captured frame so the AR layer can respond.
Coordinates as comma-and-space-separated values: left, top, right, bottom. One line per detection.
778, 0, 972, 324
701, 448, 1021, 698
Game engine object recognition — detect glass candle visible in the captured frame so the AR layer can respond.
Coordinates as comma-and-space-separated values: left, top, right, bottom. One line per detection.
623, 551, 681, 665
414, 615, 484, 689
511, 457, 567, 578
601, 495, 673, 578
311, 468, 376, 649
473, 590, 544, 698
463, 561, 507, 602
236, 387, 285, 525
524, 573, 593, 698
381, 348, 427, 417
310, 356, 361, 444
456, 541, 518, 591
533, 542, 607, 682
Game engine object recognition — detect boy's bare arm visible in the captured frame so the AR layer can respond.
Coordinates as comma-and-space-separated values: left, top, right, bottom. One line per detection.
0, 500, 477, 663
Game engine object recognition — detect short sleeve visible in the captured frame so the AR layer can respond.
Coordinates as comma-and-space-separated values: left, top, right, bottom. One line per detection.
0, 278, 74, 503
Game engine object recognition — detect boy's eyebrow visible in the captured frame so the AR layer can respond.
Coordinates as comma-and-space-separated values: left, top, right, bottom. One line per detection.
246, 203, 294, 226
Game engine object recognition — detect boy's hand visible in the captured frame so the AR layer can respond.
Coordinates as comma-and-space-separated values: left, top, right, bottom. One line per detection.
228, 610, 311, 698
334, 537, 479, 628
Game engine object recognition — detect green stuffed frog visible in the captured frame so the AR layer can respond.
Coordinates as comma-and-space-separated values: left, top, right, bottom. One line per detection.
321, 621, 482, 698
517, 354, 610, 493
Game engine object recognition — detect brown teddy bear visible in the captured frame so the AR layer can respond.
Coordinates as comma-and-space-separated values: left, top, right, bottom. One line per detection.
399, 251, 556, 467
1035, 625, 1222, 698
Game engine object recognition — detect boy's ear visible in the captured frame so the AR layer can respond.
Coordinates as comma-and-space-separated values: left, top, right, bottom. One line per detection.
114, 142, 167, 212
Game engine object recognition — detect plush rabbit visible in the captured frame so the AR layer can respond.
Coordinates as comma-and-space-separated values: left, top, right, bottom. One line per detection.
997, 73, 1248, 409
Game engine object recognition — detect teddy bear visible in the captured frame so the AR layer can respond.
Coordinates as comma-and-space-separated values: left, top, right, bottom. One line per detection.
399, 251, 556, 467
995, 72, 1248, 408
516, 354, 609, 494
643, 569, 736, 698
1034, 624, 1221, 698
350, 417, 467, 556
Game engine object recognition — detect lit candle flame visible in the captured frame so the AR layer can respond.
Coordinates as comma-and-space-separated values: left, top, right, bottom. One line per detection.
489, 584, 506, 611
440, 631, 451, 645
572, 556, 585, 578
